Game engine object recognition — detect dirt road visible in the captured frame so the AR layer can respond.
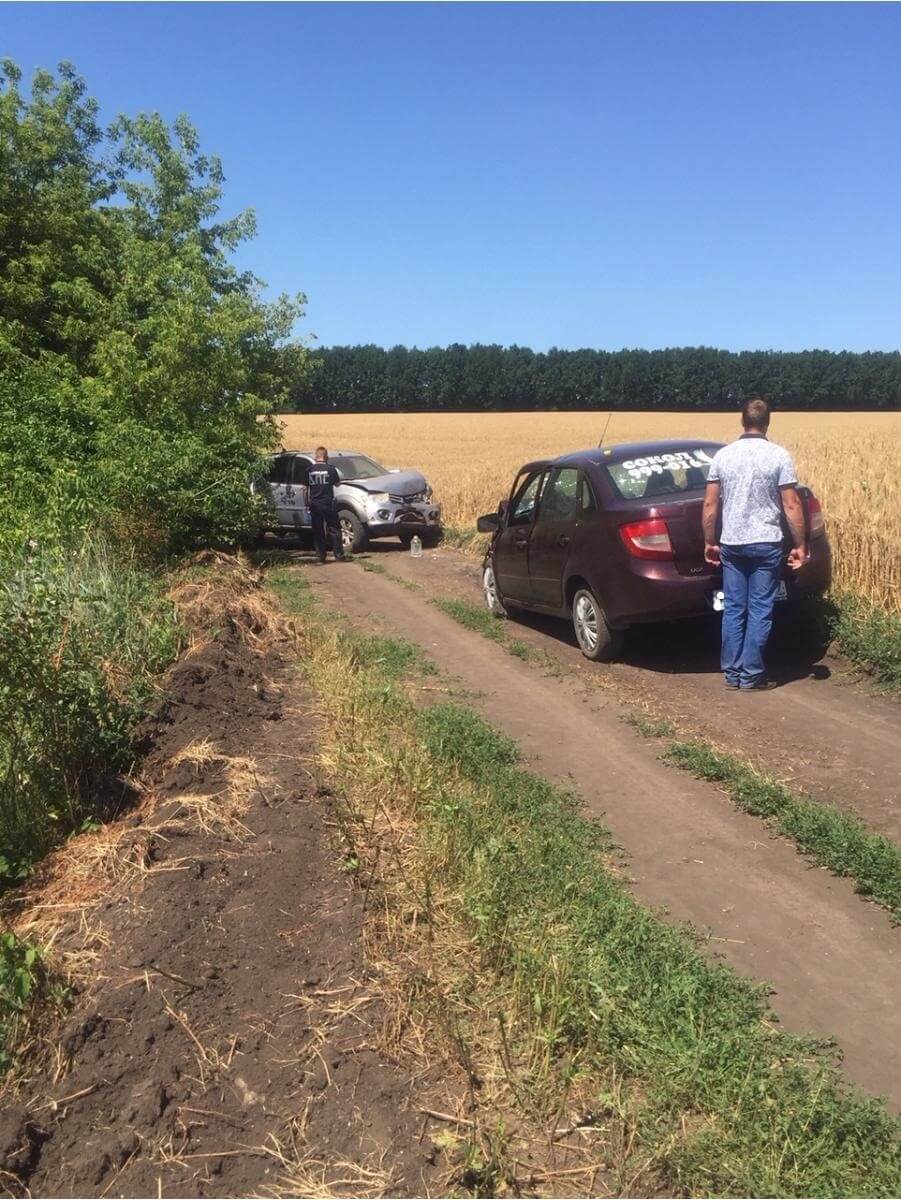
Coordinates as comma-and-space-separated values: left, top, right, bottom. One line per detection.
365, 543, 901, 841
305, 548, 901, 1109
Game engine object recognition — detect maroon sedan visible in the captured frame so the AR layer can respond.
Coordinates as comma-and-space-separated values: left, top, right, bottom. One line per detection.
477, 440, 831, 661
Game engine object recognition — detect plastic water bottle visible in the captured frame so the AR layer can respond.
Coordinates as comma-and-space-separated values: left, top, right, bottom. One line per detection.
410, 534, 423, 558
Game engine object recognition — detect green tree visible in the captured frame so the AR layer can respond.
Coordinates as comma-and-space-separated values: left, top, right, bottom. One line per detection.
0, 60, 310, 554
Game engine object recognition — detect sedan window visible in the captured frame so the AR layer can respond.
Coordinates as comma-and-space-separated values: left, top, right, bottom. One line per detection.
606, 448, 716, 499
580, 474, 598, 513
509, 471, 546, 526
536, 468, 580, 523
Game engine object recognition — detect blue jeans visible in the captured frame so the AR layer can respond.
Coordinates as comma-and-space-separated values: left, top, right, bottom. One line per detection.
720, 542, 784, 687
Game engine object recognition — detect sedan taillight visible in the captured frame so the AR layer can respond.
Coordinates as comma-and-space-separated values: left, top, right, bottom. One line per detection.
807, 495, 826, 538
619, 518, 674, 560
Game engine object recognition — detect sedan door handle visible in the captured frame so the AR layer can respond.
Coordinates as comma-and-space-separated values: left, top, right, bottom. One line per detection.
514, 536, 528, 550
557, 534, 570, 548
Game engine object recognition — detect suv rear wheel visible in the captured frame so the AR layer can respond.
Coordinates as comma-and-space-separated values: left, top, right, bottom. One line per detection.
338, 509, 367, 554
572, 587, 621, 661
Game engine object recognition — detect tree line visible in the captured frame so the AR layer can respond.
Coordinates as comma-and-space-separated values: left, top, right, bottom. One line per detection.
291, 344, 901, 412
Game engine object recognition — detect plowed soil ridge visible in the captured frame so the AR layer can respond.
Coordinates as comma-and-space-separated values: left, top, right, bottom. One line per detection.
1, 620, 445, 1197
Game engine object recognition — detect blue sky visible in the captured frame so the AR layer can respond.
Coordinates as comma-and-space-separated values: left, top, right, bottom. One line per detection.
4, 3, 900, 352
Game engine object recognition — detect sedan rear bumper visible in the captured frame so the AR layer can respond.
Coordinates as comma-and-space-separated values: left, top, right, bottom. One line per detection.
604, 537, 831, 627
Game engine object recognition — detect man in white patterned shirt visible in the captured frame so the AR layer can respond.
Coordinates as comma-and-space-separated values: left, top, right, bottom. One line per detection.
701, 399, 808, 691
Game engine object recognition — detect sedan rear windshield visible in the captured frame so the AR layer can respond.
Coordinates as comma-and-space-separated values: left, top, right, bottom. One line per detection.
606, 448, 717, 499
332, 455, 386, 481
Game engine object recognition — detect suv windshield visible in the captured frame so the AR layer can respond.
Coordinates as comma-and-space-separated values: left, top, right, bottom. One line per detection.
332, 455, 386, 481
606, 448, 717, 499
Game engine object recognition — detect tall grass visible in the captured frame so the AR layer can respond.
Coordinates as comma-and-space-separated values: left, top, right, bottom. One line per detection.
0, 536, 180, 884
279, 412, 901, 613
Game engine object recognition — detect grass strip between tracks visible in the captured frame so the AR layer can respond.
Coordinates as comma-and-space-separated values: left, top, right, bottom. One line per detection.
432, 595, 561, 669
270, 564, 901, 1198
660, 736, 901, 921
439, 594, 901, 921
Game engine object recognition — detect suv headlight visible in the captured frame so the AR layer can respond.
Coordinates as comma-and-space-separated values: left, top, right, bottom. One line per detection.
368, 492, 391, 505
424, 484, 433, 500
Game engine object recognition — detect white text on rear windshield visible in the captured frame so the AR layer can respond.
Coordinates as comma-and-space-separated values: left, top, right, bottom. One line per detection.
606, 448, 716, 500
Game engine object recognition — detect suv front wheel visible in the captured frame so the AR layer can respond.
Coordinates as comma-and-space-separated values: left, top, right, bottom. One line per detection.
338, 509, 367, 554
572, 587, 621, 661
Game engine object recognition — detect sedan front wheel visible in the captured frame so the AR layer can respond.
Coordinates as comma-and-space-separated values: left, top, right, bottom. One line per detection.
483, 563, 507, 617
572, 587, 621, 661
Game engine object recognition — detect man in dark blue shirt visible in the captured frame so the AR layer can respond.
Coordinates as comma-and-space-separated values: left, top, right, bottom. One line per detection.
300, 447, 346, 562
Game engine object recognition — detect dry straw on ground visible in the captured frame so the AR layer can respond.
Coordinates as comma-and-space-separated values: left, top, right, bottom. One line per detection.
0, 556, 281, 1088
279, 411, 901, 612
168, 550, 284, 651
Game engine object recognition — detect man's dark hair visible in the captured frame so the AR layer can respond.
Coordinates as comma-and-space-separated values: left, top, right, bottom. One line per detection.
741, 397, 770, 431
315, 445, 328, 460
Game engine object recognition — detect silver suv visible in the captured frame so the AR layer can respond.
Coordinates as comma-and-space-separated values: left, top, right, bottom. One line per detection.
259, 449, 442, 552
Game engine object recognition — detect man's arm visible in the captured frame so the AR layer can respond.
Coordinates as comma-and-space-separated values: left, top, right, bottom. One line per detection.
780, 485, 808, 570
702, 480, 721, 565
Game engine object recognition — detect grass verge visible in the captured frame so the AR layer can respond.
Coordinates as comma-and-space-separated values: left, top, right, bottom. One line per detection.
0, 536, 181, 888
433, 596, 506, 643
827, 592, 901, 693
440, 524, 489, 555
269, 563, 901, 1198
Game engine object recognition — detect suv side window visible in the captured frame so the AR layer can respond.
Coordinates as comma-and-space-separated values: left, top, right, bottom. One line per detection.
509, 471, 545, 526
536, 468, 580, 523
268, 455, 293, 485
290, 456, 312, 485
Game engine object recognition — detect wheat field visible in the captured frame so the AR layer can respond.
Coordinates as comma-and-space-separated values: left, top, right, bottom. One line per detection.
279, 412, 901, 612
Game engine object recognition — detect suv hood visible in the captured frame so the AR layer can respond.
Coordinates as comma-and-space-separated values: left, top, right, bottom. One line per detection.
341, 469, 428, 497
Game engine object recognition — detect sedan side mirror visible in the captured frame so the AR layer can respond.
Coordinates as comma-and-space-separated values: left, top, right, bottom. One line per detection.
477, 512, 500, 533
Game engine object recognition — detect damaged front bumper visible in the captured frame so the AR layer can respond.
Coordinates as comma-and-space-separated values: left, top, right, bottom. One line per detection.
365, 498, 443, 538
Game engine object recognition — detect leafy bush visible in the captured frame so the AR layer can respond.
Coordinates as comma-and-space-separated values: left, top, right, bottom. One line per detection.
0, 60, 311, 557
0, 59, 310, 883
0, 536, 180, 883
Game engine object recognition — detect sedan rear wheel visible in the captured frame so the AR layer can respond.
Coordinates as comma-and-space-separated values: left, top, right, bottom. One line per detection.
572, 587, 621, 661
483, 563, 507, 617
